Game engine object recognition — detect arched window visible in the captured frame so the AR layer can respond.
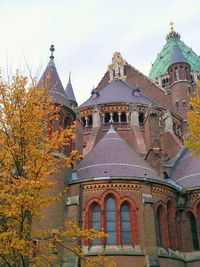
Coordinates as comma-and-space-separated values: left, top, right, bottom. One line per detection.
167, 201, 178, 250
92, 204, 101, 245
88, 115, 93, 126
156, 206, 162, 247
113, 112, 119, 122
64, 116, 71, 129
121, 203, 131, 244
188, 212, 199, 250
121, 112, 127, 122
82, 117, 86, 127
106, 197, 116, 245
175, 69, 179, 81
105, 113, 110, 123
138, 112, 144, 123
155, 204, 169, 248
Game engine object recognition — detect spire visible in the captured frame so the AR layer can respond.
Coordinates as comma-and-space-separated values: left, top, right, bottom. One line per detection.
170, 43, 187, 65
166, 21, 180, 40
65, 72, 77, 107
38, 45, 70, 108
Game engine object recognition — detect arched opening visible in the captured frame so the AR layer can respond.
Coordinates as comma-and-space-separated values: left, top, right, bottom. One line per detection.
106, 196, 116, 245
113, 112, 119, 122
121, 112, 127, 122
64, 116, 71, 129
138, 112, 145, 123
188, 212, 199, 250
167, 201, 178, 250
105, 113, 110, 123
92, 204, 101, 245
82, 117, 86, 127
121, 202, 131, 244
155, 204, 168, 248
88, 115, 93, 126
156, 206, 162, 247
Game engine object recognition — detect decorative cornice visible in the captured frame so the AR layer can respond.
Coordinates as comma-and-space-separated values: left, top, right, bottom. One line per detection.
83, 183, 141, 193
152, 186, 176, 198
101, 105, 129, 112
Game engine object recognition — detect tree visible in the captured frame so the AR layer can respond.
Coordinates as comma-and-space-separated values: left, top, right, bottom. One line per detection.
185, 80, 200, 155
0, 73, 114, 267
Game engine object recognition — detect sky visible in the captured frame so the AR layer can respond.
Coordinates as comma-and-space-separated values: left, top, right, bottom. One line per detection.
0, 0, 200, 105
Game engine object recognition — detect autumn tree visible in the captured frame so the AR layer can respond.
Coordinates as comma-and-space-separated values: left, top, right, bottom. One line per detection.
0, 73, 113, 267
185, 80, 200, 155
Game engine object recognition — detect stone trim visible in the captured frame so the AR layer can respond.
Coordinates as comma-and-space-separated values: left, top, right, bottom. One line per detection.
83, 183, 141, 193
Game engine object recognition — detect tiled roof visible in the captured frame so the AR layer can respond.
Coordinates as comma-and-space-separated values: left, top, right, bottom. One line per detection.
79, 79, 159, 109
38, 60, 70, 107
75, 126, 160, 181
170, 149, 200, 188
65, 75, 77, 105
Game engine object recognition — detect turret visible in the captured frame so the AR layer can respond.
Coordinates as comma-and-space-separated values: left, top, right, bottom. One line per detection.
65, 73, 78, 107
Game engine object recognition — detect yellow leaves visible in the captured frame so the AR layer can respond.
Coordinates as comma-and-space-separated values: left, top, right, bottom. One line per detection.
186, 81, 200, 155
0, 73, 83, 266
0, 73, 112, 267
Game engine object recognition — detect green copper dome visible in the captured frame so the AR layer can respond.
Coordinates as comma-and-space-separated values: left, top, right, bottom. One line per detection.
148, 29, 200, 80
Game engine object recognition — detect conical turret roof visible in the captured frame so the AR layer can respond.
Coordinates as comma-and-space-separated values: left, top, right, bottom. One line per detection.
149, 26, 200, 80
75, 126, 160, 181
38, 45, 70, 107
170, 43, 187, 66
65, 74, 77, 106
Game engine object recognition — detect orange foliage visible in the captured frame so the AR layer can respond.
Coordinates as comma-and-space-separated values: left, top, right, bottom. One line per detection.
185, 80, 200, 155
0, 73, 110, 266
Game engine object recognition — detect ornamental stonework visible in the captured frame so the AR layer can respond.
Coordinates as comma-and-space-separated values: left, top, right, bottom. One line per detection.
83, 183, 141, 193
152, 186, 176, 198
81, 109, 93, 116
101, 105, 129, 113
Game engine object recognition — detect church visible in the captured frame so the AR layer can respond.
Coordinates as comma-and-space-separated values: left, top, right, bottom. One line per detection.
39, 24, 200, 267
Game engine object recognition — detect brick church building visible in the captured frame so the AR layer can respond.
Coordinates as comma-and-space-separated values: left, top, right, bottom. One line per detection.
39, 25, 200, 267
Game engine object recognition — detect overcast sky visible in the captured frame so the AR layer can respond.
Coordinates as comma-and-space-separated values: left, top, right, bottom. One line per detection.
1, 0, 200, 104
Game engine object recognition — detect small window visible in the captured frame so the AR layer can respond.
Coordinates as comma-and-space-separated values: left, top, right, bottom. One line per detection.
64, 116, 71, 129
88, 115, 93, 126
175, 69, 179, 81
182, 101, 187, 109
105, 113, 110, 123
121, 112, 127, 122
176, 101, 179, 109
82, 118, 86, 127
139, 113, 145, 123
113, 112, 119, 122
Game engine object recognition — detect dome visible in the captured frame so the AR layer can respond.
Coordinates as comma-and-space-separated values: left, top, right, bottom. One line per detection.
170, 149, 200, 188
74, 126, 161, 181
79, 79, 159, 109
149, 31, 200, 80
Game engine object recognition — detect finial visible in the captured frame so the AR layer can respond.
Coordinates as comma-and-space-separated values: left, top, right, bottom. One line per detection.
166, 22, 180, 40
68, 71, 71, 83
50, 45, 55, 60
169, 21, 174, 30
